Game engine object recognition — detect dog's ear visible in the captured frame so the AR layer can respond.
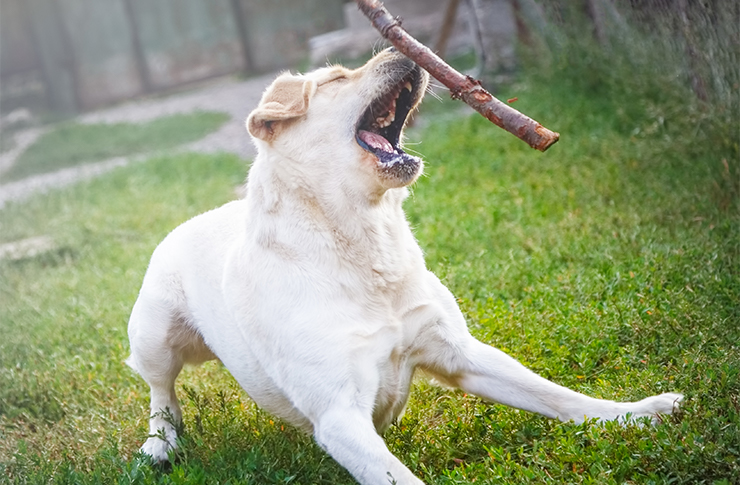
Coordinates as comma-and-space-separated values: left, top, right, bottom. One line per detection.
247, 74, 318, 141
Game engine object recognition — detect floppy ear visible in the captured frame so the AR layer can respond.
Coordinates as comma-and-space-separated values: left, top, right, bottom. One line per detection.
246, 74, 318, 141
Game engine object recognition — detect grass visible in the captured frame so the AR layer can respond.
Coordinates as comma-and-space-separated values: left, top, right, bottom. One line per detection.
1, 130, 17, 154
0, 72, 738, 483
0, 111, 229, 183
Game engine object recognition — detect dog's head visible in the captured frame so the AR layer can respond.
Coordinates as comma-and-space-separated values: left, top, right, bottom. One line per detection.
247, 48, 429, 194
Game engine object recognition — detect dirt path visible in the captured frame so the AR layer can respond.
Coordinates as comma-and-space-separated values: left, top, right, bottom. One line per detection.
0, 72, 276, 210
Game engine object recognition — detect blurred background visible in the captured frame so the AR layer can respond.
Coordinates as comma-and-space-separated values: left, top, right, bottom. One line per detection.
0, 0, 347, 114
0, 0, 737, 197
2, 0, 735, 115
0, 0, 478, 116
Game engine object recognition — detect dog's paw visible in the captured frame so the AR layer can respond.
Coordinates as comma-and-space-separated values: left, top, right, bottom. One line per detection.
140, 433, 177, 463
622, 392, 683, 424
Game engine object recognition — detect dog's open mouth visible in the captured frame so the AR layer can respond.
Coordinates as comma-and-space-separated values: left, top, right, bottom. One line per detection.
355, 63, 426, 168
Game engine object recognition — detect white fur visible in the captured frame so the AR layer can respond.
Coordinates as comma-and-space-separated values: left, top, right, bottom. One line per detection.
127, 50, 682, 484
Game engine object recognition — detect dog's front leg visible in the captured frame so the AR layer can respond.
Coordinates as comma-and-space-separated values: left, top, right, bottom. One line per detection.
415, 275, 682, 424
313, 406, 424, 485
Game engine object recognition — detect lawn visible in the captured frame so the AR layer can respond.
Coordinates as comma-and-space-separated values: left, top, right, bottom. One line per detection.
0, 74, 738, 484
0, 111, 229, 182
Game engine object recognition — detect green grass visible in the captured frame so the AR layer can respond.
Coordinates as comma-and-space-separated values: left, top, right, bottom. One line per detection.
0, 75, 738, 483
0, 111, 229, 182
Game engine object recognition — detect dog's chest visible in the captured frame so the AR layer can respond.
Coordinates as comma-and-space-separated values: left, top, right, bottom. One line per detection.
348, 218, 419, 294
333, 226, 422, 429
368, 247, 407, 293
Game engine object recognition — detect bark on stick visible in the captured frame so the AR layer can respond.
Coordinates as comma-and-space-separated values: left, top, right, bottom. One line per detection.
355, 0, 560, 151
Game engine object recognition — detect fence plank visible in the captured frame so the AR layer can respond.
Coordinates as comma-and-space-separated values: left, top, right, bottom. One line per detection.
128, 0, 243, 89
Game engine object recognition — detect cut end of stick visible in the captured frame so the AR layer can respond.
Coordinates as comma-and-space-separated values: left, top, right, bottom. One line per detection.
534, 125, 560, 151
460, 89, 560, 151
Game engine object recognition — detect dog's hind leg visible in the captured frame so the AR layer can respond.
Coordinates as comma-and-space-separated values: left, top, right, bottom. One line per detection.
429, 338, 682, 424
313, 406, 425, 485
416, 276, 682, 425
127, 292, 213, 462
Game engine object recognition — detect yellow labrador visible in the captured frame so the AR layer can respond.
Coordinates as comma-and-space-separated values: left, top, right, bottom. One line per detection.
127, 48, 682, 484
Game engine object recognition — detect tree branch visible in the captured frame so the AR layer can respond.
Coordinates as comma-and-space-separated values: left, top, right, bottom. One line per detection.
354, 0, 560, 152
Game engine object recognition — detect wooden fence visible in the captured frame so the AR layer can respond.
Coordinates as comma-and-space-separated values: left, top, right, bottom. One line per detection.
0, 0, 346, 113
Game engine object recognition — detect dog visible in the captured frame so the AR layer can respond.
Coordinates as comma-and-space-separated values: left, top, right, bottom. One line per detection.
127, 48, 682, 484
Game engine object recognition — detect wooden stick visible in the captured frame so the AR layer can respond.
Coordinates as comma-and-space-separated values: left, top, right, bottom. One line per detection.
355, 0, 560, 152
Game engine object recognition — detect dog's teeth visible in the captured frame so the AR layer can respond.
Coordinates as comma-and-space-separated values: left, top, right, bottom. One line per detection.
404, 81, 412, 92
376, 111, 395, 128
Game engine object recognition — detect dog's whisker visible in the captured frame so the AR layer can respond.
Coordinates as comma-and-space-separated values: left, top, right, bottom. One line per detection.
427, 84, 448, 96
427, 83, 448, 95
425, 88, 444, 102
403, 147, 425, 158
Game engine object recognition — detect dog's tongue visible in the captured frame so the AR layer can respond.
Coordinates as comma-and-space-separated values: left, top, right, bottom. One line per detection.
358, 130, 394, 153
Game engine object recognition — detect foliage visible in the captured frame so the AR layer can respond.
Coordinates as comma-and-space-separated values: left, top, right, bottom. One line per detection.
522, 0, 739, 211
1, 111, 229, 182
